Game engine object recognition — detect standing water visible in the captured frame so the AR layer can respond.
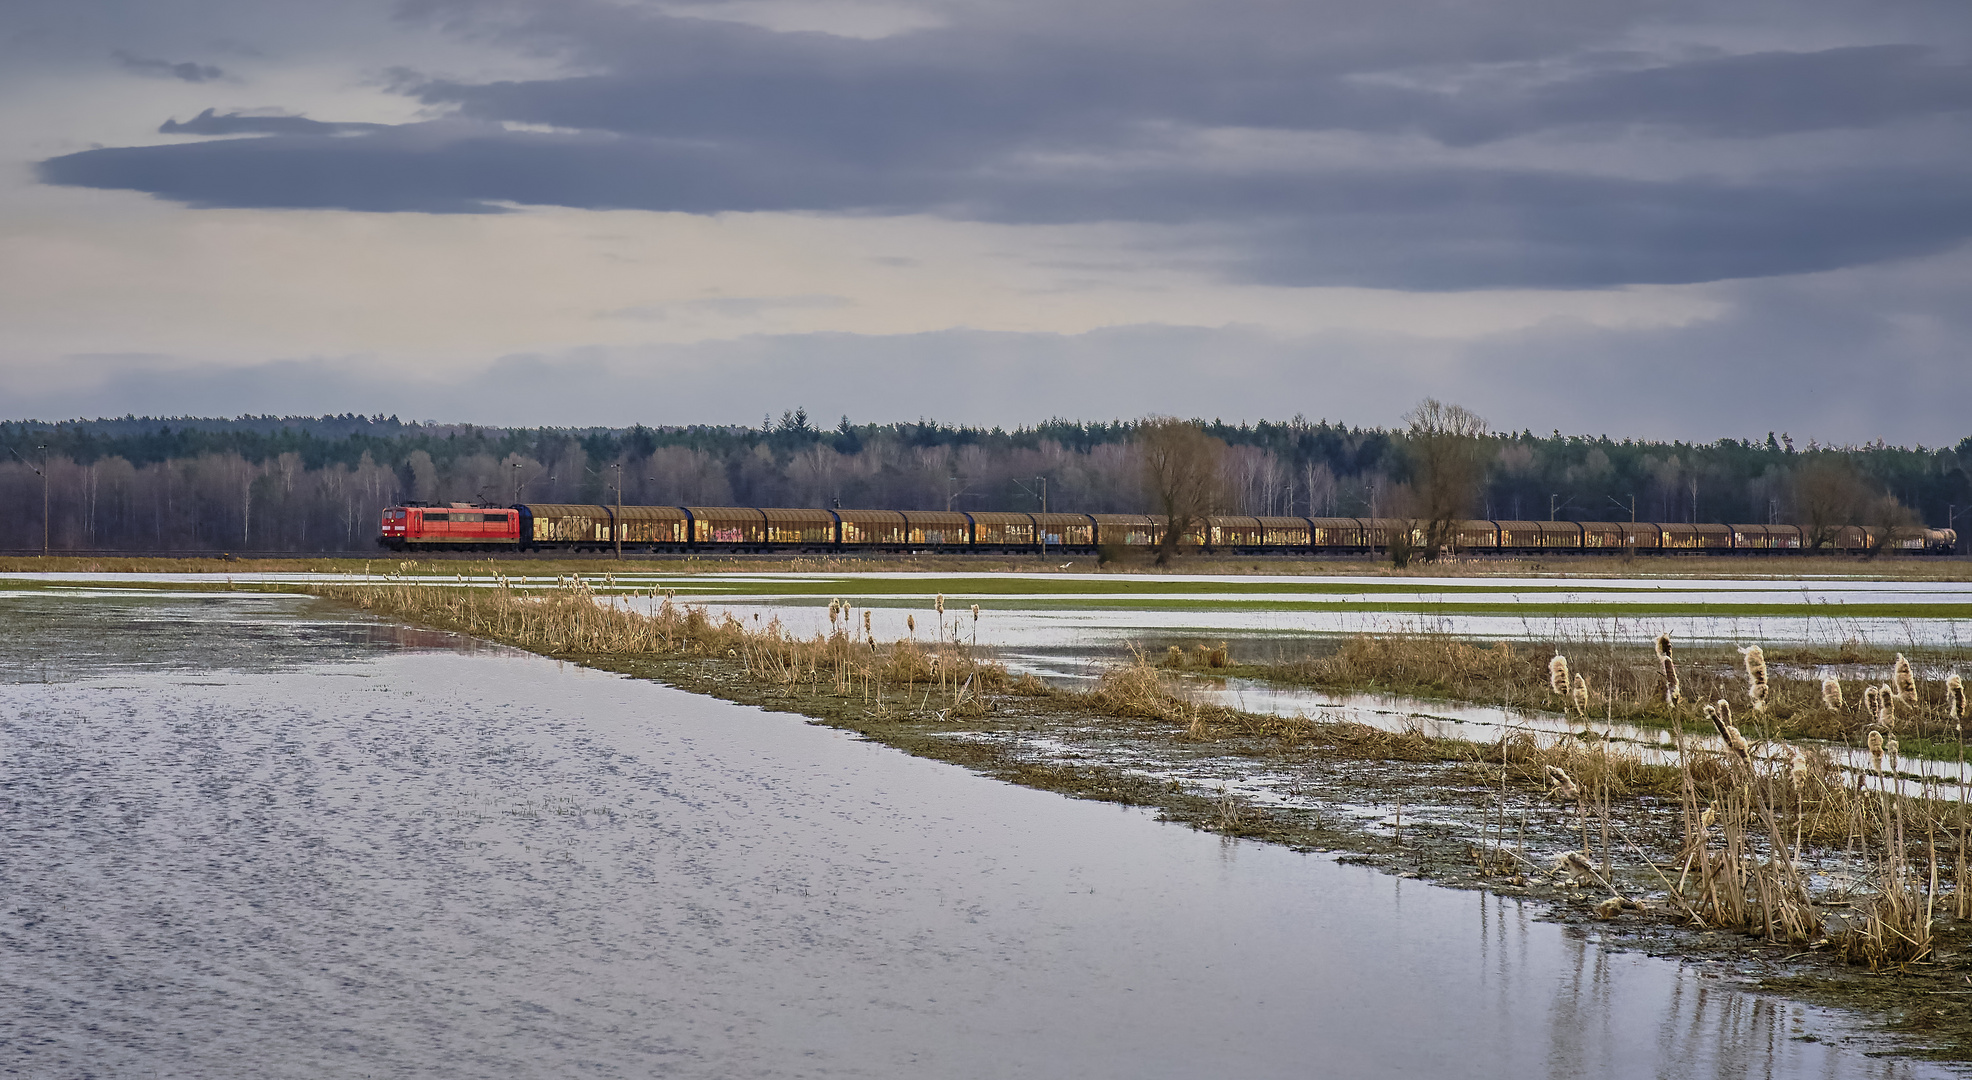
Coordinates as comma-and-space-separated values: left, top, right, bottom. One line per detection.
0, 592, 1953, 1078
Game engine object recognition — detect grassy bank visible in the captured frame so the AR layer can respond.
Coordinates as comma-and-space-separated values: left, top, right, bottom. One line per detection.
1196, 634, 1972, 759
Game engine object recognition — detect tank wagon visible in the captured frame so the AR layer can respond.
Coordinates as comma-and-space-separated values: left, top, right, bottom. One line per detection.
379, 503, 1957, 557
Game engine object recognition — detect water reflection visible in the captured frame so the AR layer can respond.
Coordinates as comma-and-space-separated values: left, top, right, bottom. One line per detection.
0, 596, 1952, 1078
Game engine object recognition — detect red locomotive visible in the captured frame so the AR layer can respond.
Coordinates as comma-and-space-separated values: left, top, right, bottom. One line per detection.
380, 504, 521, 548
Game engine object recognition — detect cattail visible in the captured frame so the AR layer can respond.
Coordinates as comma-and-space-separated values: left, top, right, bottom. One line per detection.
1868, 729, 1884, 773
863, 610, 872, 636
1821, 676, 1843, 711
970, 604, 980, 622
1545, 764, 1579, 801
907, 614, 916, 636
1788, 746, 1809, 786
1549, 654, 1571, 696
1656, 634, 1681, 705
1742, 644, 1769, 713
828, 598, 841, 625
1947, 673, 1965, 724
1876, 683, 1896, 730
934, 593, 945, 616
1885, 734, 1900, 770
1724, 725, 1751, 761
1893, 653, 1917, 701
1698, 804, 1717, 831
1571, 673, 1590, 717
1742, 644, 1767, 689
1863, 684, 1879, 717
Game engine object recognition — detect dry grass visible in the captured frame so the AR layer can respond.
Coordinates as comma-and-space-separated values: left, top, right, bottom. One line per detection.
1253, 632, 1972, 750
317, 574, 1007, 716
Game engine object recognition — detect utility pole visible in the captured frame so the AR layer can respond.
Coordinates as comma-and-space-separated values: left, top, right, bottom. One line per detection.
511, 462, 521, 504
1550, 493, 1559, 522
1040, 476, 1047, 514
1607, 494, 1635, 523
613, 463, 623, 560
10, 444, 48, 555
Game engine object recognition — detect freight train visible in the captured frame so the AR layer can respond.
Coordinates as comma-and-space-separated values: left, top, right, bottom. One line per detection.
378, 503, 1958, 556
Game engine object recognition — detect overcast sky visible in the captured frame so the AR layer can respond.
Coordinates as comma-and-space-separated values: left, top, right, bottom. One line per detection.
3, 0, 1969, 443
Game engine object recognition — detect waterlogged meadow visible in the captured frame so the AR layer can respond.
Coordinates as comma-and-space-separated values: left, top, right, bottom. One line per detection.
10, 590, 1965, 1076
7, 569, 1972, 1014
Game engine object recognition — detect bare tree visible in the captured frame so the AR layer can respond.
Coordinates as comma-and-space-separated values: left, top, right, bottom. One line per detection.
1791, 456, 1868, 551
1137, 417, 1228, 567
1860, 491, 1919, 560
1401, 399, 1489, 561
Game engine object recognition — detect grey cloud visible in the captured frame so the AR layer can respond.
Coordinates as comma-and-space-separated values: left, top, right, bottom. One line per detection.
12, 284, 1969, 444
1402, 45, 1972, 145
159, 108, 387, 137
113, 49, 226, 82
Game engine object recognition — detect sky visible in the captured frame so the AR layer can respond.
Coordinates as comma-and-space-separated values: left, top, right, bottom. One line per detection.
2, 0, 1969, 444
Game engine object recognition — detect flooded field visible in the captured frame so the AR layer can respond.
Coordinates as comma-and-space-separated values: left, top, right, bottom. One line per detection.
1, 591, 1960, 1077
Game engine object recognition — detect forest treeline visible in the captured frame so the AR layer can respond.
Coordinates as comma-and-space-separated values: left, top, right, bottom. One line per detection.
1, 411, 1966, 553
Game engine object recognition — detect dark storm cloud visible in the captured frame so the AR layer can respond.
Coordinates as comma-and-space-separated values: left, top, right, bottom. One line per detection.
42, 118, 1972, 287
38, 0, 1972, 289
112, 49, 226, 82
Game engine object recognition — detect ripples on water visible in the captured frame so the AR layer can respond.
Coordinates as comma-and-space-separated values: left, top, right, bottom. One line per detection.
0, 595, 1954, 1078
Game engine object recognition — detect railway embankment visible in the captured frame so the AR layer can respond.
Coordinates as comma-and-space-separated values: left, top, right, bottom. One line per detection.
312, 574, 1972, 1063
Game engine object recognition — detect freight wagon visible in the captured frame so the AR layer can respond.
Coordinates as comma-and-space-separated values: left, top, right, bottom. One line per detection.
379, 503, 1958, 556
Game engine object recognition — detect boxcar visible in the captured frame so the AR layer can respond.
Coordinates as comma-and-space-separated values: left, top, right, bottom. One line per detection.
903, 510, 971, 547
1307, 517, 1364, 549
1619, 523, 1664, 551
1449, 520, 1500, 551
1032, 513, 1097, 549
613, 505, 689, 547
1579, 521, 1625, 550
763, 508, 836, 546
837, 509, 907, 546
1208, 515, 1264, 549
689, 507, 768, 546
1729, 524, 1779, 550
1091, 514, 1160, 548
968, 511, 1037, 548
1357, 518, 1421, 550
1255, 516, 1315, 549
520, 504, 613, 548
